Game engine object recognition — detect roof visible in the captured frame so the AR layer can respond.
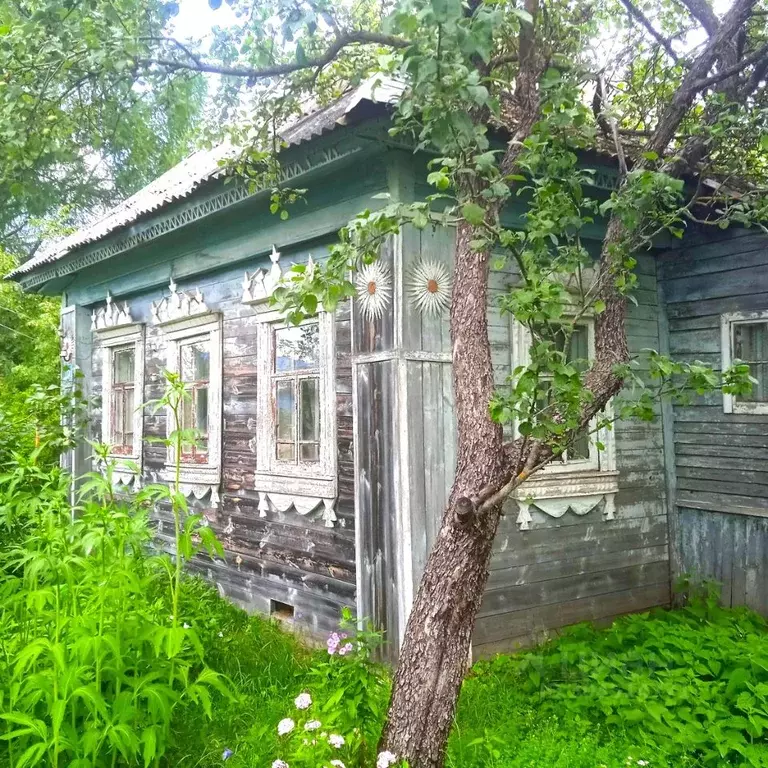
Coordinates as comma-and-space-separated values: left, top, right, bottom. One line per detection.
9, 76, 404, 280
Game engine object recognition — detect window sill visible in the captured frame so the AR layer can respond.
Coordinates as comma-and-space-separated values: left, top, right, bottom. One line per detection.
253, 472, 338, 527
512, 469, 619, 531
160, 464, 221, 505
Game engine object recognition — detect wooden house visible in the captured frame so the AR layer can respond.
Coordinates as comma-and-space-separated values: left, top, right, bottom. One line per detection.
10, 79, 768, 657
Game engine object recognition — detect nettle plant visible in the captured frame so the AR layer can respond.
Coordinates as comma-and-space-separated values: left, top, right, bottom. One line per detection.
0, 373, 228, 768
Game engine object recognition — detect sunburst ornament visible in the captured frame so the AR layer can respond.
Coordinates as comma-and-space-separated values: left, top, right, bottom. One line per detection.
355, 261, 392, 321
407, 260, 453, 317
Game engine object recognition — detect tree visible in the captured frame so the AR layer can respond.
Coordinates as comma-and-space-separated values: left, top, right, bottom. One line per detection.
5, 0, 768, 765
0, 0, 205, 259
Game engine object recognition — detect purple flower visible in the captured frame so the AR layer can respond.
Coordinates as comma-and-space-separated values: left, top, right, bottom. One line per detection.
222, 748, 233, 761
327, 631, 341, 655
338, 643, 354, 656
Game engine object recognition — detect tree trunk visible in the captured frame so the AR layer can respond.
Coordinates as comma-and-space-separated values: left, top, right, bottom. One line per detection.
379, 220, 506, 768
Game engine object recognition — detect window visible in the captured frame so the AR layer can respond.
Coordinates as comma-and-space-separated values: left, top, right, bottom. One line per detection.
722, 311, 768, 414
179, 338, 210, 462
511, 316, 617, 477
111, 346, 136, 455
150, 279, 222, 500
272, 323, 321, 464
253, 310, 336, 493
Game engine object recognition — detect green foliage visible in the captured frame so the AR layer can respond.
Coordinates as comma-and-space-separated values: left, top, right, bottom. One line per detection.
0, 378, 229, 768
487, 587, 768, 767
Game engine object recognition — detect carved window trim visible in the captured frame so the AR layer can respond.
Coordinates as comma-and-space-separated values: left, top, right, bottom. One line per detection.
721, 310, 768, 415
95, 322, 145, 486
244, 270, 338, 524
510, 316, 618, 528
153, 285, 223, 502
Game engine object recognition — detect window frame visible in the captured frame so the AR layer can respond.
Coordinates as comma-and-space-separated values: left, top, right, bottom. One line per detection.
158, 313, 223, 490
721, 310, 768, 415
254, 309, 336, 491
511, 317, 615, 476
98, 324, 145, 468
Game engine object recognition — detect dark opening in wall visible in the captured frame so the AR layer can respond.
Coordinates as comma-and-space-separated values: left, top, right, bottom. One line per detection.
270, 599, 295, 621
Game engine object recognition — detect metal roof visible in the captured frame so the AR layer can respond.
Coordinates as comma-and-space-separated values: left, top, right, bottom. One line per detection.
9, 76, 404, 279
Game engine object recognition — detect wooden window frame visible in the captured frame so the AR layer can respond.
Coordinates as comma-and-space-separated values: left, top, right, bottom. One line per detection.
253, 309, 337, 496
97, 324, 145, 468
178, 337, 212, 464
511, 316, 618, 480
722, 310, 768, 415
158, 313, 223, 490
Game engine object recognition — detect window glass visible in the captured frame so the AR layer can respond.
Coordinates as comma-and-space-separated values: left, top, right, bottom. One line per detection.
271, 322, 322, 465
179, 338, 210, 461
734, 322, 768, 402
275, 324, 319, 372
111, 346, 135, 454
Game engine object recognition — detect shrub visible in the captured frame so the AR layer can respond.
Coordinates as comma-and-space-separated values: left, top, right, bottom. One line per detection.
486, 585, 768, 767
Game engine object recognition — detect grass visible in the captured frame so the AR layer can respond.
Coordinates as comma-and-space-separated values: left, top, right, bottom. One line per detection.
167, 580, 765, 768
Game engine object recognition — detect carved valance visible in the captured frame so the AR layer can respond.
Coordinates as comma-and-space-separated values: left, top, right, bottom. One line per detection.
91, 292, 134, 331
242, 246, 292, 308
151, 279, 209, 326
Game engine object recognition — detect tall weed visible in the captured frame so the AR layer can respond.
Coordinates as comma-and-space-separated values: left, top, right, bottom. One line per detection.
0, 373, 229, 768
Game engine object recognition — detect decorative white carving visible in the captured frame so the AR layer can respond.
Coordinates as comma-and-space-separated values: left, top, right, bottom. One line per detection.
91, 292, 134, 331
406, 259, 452, 317
257, 490, 337, 527
178, 483, 221, 506
355, 261, 392, 321
60, 331, 74, 362
513, 470, 619, 530
151, 278, 209, 325
242, 245, 285, 307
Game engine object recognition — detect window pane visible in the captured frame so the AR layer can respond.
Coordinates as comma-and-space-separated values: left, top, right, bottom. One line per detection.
734, 322, 768, 402
277, 443, 296, 462
300, 378, 320, 442
123, 388, 134, 442
181, 341, 210, 382
276, 380, 296, 444
300, 443, 320, 462
569, 428, 590, 461
195, 387, 209, 436
275, 324, 320, 372
568, 326, 589, 371
114, 348, 135, 383
113, 391, 125, 445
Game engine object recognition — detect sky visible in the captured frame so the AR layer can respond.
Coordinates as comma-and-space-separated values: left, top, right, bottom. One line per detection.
170, 0, 240, 52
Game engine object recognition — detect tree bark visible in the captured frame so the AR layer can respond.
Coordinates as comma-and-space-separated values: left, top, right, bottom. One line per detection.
379, 220, 506, 768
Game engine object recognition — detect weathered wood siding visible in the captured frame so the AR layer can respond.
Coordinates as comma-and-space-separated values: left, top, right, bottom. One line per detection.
398, 223, 671, 657
89, 247, 358, 637
658, 227, 768, 611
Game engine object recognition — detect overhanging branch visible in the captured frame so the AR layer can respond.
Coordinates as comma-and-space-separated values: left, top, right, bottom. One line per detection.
619, 0, 679, 63
137, 31, 411, 81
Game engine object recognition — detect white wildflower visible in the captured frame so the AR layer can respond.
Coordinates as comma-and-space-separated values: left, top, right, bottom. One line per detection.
294, 692, 312, 710
183, 623, 190, 629
331, 761, 346, 768
272, 761, 289, 768
377, 751, 398, 768
637, 762, 649, 767
328, 734, 345, 749
304, 720, 322, 731
218, 631, 224, 638
277, 718, 295, 736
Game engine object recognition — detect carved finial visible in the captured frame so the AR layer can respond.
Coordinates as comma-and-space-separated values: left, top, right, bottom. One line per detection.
92, 292, 134, 331
241, 248, 284, 308
270, 244, 280, 264
151, 278, 209, 325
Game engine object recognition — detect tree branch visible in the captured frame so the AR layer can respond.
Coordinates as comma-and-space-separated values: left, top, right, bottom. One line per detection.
692, 40, 768, 92
678, 0, 719, 36
137, 31, 411, 81
619, 0, 679, 63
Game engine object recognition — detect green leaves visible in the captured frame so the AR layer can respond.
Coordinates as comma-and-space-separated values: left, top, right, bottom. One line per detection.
461, 202, 486, 226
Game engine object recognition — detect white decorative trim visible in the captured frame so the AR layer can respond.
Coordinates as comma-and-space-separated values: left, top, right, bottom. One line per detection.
96, 321, 145, 480
255, 490, 338, 528
253, 312, 337, 482
406, 259, 452, 317
242, 245, 286, 309
513, 470, 619, 530
91, 292, 134, 330
159, 312, 223, 503
355, 261, 392, 321
151, 278, 209, 326
721, 310, 768, 415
